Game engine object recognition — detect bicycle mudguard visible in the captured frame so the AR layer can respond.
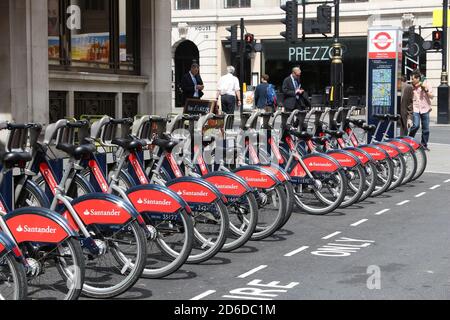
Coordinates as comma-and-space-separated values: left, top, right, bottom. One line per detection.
343, 147, 373, 165
373, 142, 401, 158
398, 136, 422, 151
233, 166, 281, 189
5, 207, 76, 245
259, 164, 290, 183
203, 171, 252, 198
358, 145, 390, 161
126, 184, 191, 215
301, 153, 342, 173
385, 139, 414, 154
0, 232, 21, 258
326, 150, 361, 168
166, 177, 227, 204
62, 193, 141, 232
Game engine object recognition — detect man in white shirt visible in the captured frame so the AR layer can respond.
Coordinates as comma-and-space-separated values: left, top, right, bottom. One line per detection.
216, 66, 241, 114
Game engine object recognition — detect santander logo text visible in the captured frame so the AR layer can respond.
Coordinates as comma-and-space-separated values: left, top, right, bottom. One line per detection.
83, 209, 121, 217
245, 177, 268, 183
308, 162, 333, 167
136, 198, 172, 206
176, 190, 209, 197
16, 225, 57, 234
213, 184, 239, 190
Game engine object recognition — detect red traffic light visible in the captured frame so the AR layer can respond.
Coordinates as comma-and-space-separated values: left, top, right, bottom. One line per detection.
432, 31, 443, 50
245, 33, 255, 44
433, 31, 442, 41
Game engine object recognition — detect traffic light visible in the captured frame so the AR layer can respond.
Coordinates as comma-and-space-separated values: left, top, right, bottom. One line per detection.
245, 33, 255, 44
432, 30, 443, 50
226, 25, 238, 53
280, 0, 298, 42
317, 5, 332, 34
407, 26, 419, 57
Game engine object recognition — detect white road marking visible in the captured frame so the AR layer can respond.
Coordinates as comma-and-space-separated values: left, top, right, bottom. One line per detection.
445, 179, 450, 183
222, 295, 272, 300
430, 185, 441, 190
322, 232, 341, 240
375, 209, 390, 216
415, 192, 426, 198
284, 246, 310, 257
191, 290, 216, 301
238, 265, 268, 279
397, 200, 410, 206
351, 219, 369, 227
425, 171, 450, 175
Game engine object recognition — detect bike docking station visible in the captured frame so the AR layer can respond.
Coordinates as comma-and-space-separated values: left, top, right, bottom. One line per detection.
367, 26, 403, 142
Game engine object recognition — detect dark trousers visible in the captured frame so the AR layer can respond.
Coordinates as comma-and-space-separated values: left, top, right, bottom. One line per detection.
409, 111, 430, 147
221, 95, 236, 115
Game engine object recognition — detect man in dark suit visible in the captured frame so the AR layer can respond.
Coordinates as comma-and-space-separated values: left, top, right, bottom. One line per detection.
282, 66, 308, 111
400, 76, 414, 136
180, 63, 204, 106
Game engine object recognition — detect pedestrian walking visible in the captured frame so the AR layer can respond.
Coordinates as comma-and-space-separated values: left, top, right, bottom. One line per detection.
282, 66, 309, 111
400, 75, 414, 136
216, 66, 241, 115
180, 63, 204, 106
254, 74, 277, 112
409, 70, 434, 151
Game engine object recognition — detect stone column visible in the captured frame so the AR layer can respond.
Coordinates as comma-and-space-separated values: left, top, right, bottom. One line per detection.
0, 0, 12, 121
0, 0, 49, 124
140, 0, 172, 116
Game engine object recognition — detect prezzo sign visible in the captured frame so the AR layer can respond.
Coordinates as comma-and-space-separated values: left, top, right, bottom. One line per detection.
289, 46, 333, 62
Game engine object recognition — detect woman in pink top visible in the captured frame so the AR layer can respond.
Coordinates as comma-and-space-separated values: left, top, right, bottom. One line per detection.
409, 70, 434, 151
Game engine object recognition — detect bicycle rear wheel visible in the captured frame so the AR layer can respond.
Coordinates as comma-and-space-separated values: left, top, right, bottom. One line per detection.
25, 238, 84, 300
0, 252, 28, 300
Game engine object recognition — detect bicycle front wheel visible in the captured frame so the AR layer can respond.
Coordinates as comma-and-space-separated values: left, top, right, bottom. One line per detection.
221, 192, 258, 252
294, 170, 348, 215
82, 220, 146, 299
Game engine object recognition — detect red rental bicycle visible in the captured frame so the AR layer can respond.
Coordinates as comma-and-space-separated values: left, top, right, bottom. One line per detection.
1, 122, 84, 300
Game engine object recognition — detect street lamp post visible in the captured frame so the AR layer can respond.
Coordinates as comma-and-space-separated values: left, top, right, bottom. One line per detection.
438, 0, 450, 124
330, 0, 344, 109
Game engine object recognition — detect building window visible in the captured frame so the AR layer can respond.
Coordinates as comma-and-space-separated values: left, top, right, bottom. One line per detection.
176, 0, 199, 10
48, 0, 140, 74
74, 92, 116, 118
224, 0, 251, 9
49, 91, 67, 123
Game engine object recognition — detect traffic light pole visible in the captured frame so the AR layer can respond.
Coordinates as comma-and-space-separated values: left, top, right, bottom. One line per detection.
438, 0, 450, 124
330, 0, 344, 109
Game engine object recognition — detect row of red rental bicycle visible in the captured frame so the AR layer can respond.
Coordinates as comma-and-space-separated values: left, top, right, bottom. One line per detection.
0, 105, 427, 300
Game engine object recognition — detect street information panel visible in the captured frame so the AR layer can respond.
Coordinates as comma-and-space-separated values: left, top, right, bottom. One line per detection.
367, 27, 403, 142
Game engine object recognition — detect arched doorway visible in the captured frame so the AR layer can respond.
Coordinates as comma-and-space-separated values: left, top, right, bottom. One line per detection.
175, 40, 200, 108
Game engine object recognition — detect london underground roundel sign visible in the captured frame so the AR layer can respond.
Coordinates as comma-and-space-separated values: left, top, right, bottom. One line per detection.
373, 32, 393, 50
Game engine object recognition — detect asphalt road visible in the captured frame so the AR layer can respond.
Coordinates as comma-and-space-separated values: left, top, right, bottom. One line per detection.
117, 172, 450, 301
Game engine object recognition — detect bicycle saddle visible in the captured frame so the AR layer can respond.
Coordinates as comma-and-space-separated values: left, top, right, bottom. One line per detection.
362, 124, 377, 133
386, 114, 401, 121
0, 151, 32, 168
324, 129, 345, 138
349, 119, 366, 127
373, 114, 389, 121
288, 129, 313, 140
112, 138, 147, 151
152, 139, 179, 152
56, 143, 96, 159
